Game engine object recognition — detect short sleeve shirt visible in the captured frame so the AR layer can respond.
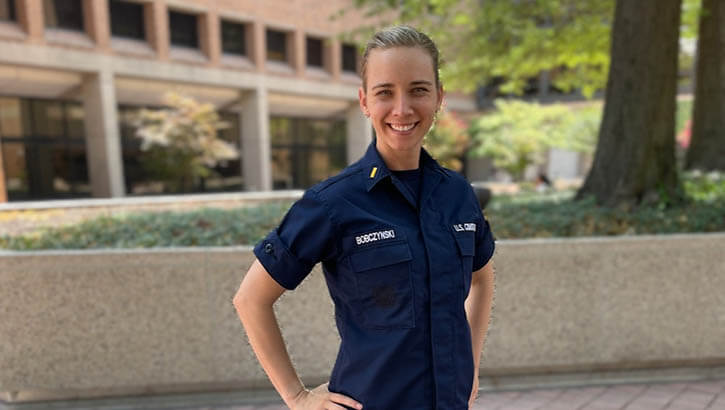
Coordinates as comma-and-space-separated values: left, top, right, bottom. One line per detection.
254, 140, 496, 410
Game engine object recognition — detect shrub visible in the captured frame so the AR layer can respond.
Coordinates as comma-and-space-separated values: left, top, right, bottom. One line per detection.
0, 202, 291, 250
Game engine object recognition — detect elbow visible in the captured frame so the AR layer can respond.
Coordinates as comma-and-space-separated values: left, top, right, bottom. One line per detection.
232, 287, 252, 316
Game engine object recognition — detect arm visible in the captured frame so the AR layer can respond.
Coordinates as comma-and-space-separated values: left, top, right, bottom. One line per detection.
232, 258, 305, 407
464, 258, 495, 406
232, 259, 363, 410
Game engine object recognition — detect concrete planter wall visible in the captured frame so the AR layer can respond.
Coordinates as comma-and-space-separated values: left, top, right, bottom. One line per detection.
1, 233, 725, 403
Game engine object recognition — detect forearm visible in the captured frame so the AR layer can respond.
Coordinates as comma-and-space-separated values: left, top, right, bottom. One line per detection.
464, 263, 495, 371
234, 299, 305, 408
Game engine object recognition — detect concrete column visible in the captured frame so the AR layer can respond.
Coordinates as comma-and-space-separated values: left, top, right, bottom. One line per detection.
241, 88, 271, 191
17, 0, 44, 43
84, 0, 110, 50
328, 37, 341, 81
251, 21, 265, 71
292, 28, 305, 76
200, 10, 220, 66
346, 103, 372, 164
82, 71, 125, 197
148, 0, 169, 60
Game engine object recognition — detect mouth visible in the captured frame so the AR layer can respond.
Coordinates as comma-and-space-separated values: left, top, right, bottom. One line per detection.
387, 121, 420, 133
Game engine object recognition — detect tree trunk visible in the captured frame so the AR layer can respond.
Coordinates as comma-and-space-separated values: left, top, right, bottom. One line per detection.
576, 0, 684, 208
685, 0, 725, 171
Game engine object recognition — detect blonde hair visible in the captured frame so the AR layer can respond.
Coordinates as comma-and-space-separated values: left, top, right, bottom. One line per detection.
360, 25, 441, 91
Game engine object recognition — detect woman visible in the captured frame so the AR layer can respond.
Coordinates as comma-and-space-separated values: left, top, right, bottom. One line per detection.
233, 25, 496, 410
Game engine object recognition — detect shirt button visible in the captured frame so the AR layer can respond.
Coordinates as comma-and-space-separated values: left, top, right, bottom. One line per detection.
264, 243, 274, 254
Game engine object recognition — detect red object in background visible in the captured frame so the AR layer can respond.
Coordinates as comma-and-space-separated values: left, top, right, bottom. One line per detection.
677, 119, 691, 149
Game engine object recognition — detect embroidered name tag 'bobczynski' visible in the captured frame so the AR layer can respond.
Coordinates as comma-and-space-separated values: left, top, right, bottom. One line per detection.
453, 223, 476, 232
355, 229, 396, 245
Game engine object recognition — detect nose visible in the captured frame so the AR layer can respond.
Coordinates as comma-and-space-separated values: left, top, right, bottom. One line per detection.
392, 93, 414, 117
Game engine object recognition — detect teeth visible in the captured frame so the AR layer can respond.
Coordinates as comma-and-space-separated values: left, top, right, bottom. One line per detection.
390, 123, 415, 131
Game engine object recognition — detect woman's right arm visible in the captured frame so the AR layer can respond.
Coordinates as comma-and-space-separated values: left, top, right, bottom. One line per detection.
232, 258, 363, 410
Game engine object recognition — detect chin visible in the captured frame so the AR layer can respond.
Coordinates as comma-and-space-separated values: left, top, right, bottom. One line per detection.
380, 133, 424, 152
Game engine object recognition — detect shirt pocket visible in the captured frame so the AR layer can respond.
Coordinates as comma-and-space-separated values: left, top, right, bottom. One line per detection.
450, 226, 475, 296
349, 241, 415, 329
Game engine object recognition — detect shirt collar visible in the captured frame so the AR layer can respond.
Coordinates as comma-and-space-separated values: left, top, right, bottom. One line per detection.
362, 139, 449, 192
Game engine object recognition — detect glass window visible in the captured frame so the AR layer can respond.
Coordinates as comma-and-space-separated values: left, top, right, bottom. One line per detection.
44, 0, 84, 31
0, 97, 90, 200
221, 20, 246, 56
270, 117, 346, 189
342, 43, 357, 73
168, 9, 198, 49
109, 0, 145, 40
0, 0, 16, 21
306, 36, 323, 68
266, 29, 287, 62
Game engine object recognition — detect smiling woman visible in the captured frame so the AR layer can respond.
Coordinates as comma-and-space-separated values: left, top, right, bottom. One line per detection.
233, 25, 496, 410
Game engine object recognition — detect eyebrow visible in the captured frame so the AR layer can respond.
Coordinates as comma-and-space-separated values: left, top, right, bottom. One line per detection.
371, 80, 434, 90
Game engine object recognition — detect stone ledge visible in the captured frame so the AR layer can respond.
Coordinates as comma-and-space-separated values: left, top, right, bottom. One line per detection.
1, 233, 724, 402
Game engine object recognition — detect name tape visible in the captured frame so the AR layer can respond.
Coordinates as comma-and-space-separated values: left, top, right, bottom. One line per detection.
453, 223, 476, 232
355, 229, 395, 245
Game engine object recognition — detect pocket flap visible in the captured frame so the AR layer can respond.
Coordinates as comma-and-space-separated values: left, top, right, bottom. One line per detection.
350, 242, 412, 272
452, 230, 475, 257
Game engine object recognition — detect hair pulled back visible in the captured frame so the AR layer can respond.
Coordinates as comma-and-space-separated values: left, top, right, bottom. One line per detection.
360, 25, 441, 91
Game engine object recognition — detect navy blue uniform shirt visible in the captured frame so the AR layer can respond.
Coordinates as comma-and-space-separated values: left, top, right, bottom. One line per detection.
254, 140, 496, 410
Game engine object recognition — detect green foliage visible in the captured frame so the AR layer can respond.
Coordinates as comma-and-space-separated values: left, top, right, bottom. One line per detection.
468, 100, 587, 180
485, 174, 725, 239
0, 202, 292, 250
343, 0, 700, 97
682, 170, 725, 202
681, 0, 702, 39
128, 93, 238, 193
343, 0, 614, 96
423, 110, 470, 171
1, 172, 723, 249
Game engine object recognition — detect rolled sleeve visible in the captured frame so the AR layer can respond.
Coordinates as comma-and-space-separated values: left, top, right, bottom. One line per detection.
253, 189, 336, 290
472, 215, 495, 271
467, 184, 495, 272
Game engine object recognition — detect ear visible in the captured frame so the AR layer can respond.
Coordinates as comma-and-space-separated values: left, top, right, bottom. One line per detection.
436, 85, 445, 112
358, 87, 369, 117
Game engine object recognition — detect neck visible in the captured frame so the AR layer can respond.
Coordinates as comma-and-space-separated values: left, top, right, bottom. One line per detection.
376, 140, 421, 170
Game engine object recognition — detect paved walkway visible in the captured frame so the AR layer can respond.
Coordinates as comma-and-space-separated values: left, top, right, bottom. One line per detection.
203, 379, 725, 410
6, 378, 724, 410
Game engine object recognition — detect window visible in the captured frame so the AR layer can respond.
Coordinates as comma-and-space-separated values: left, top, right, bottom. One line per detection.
168, 9, 198, 49
266, 29, 287, 62
306, 37, 323, 68
221, 20, 246, 56
342, 43, 357, 73
44, 0, 84, 31
271, 117, 346, 189
0, 97, 90, 200
0, 0, 16, 21
109, 0, 145, 40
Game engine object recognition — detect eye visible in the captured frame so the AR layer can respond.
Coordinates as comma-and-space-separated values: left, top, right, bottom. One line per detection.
412, 87, 429, 94
375, 89, 393, 97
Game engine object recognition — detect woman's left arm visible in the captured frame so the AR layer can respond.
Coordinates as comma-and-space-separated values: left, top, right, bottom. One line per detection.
464, 258, 495, 408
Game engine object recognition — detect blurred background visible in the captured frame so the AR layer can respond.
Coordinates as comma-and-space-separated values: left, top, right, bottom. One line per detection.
1, 0, 724, 409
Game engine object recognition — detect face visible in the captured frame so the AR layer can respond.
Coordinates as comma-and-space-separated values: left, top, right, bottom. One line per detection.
359, 46, 444, 161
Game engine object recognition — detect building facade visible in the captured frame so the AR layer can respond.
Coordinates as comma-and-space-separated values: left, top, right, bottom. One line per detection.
0, 0, 476, 201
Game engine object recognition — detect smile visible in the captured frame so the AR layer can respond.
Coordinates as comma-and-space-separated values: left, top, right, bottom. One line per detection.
387, 122, 419, 132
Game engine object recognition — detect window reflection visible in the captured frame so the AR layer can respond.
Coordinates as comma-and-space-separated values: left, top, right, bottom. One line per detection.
271, 117, 346, 189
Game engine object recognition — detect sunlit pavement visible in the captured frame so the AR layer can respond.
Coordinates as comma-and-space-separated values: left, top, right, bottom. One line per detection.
5, 378, 724, 410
